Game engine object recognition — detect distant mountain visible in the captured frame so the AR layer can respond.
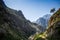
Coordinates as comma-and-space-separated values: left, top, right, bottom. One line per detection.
0, 0, 43, 40
36, 14, 51, 29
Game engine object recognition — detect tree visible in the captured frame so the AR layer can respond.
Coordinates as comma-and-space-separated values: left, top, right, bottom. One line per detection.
50, 8, 55, 13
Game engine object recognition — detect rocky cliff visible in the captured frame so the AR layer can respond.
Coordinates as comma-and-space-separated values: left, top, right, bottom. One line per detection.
46, 8, 60, 40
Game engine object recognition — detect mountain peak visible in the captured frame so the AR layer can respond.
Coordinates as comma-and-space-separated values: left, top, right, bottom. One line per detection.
36, 14, 51, 29
17, 10, 25, 19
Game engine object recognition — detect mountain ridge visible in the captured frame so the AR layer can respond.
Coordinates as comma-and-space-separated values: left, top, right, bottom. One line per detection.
0, 0, 44, 40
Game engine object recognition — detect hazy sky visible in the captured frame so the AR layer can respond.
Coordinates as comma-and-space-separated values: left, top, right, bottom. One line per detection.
3, 0, 60, 22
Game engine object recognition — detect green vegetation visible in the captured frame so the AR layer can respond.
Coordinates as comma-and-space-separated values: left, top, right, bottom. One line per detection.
33, 33, 45, 40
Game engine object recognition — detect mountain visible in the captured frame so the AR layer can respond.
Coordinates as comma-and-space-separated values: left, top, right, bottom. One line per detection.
36, 14, 51, 29
0, 0, 43, 40
34, 8, 60, 40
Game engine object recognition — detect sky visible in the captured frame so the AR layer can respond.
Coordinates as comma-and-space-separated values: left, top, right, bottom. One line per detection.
3, 0, 60, 22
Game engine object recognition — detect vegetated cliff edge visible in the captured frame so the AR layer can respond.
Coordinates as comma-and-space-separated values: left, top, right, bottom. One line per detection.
0, 0, 43, 40
33, 8, 60, 40
46, 8, 60, 40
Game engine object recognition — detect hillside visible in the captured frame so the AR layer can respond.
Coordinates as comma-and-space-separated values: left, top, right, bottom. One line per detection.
0, 0, 43, 40
46, 8, 60, 40
33, 8, 60, 40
